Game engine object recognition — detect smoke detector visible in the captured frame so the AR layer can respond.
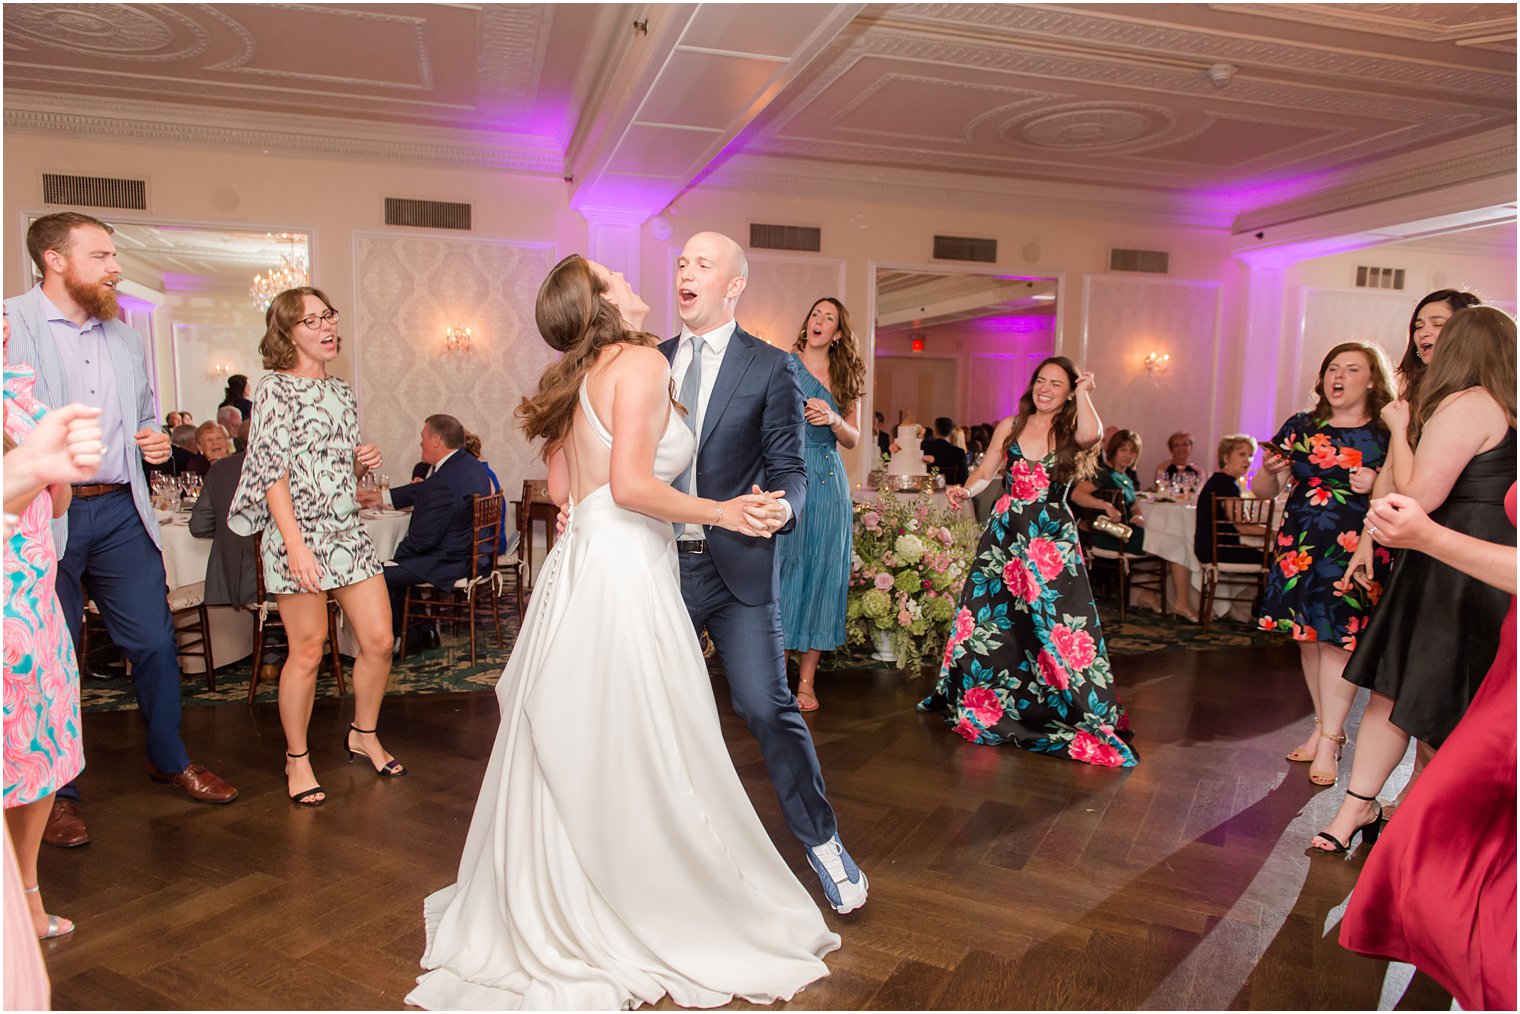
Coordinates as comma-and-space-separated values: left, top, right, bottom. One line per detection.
1206, 63, 1238, 88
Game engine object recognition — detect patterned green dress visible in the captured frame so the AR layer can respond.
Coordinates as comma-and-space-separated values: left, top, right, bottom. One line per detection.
920, 442, 1136, 767
228, 373, 381, 593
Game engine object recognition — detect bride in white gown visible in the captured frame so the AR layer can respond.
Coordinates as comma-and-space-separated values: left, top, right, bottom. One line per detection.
406, 255, 840, 1011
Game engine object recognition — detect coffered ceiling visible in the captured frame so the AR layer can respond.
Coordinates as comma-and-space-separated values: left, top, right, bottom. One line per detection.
5, 3, 1515, 236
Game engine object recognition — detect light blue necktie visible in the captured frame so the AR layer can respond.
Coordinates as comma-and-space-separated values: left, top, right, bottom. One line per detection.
672, 335, 703, 497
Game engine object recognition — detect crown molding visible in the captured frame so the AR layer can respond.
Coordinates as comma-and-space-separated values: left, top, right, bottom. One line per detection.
1234, 126, 1518, 232
3, 92, 566, 175
694, 153, 1236, 229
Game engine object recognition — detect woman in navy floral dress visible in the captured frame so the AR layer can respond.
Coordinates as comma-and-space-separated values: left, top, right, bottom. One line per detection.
920, 357, 1135, 768
1253, 342, 1395, 786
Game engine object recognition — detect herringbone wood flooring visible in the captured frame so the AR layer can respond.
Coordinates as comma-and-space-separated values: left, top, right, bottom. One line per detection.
39, 643, 1449, 1010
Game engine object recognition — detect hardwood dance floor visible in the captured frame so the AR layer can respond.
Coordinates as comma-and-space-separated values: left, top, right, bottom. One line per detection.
40, 642, 1450, 1010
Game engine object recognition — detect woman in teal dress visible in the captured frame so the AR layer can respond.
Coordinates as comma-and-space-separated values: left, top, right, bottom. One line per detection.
229, 287, 404, 808
924, 357, 1136, 767
778, 298, 866, 712
1071, 428, 1197, 618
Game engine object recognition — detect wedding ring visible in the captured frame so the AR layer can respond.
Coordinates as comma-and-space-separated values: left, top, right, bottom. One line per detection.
1367, 524, 1379, 537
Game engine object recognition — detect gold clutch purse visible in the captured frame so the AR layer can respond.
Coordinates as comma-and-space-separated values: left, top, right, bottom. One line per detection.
1091, 515, 1134, 543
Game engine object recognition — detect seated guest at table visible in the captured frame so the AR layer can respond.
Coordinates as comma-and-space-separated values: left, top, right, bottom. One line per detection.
180, 421, 227, 478
922, 416, 969, 486
1194, 434, 1263, 565
1155, 431, 1202, 485
189, 444, 255, 608
162, 410, 184, 434
165, 422, 199, 475
358, 413, 492, 643
463, 430, 511, 557
1072, 428, 1197, 619
216, 405, 243, 452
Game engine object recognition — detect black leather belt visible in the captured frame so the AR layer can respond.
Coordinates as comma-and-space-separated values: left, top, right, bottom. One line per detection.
676, 540, 708, 554
71, 483, 129, 498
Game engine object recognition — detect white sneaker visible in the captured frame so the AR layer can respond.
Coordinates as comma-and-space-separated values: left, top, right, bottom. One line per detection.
806, 836, 868, 914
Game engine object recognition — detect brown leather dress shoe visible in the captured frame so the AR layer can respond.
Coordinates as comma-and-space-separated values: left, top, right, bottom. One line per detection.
43, 798, 89, 848
147, 763, 239, 804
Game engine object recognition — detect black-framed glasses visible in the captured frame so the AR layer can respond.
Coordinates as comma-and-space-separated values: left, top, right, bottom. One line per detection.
298, 309, 339, 330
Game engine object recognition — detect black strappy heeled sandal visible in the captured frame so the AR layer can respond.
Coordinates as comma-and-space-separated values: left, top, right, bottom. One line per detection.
285, 750, 326, 807
343, 724, 407, 777
1311, 788, 1385, 853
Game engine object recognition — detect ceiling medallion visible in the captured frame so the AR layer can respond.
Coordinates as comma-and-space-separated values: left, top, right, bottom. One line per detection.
8, 3, 207, 59
1008, 103, 1175, 150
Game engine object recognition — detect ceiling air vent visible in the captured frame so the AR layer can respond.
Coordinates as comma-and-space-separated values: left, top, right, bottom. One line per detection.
42, 173, 147, 210
1109, 248, 1170, 274
750, 223, 821, 252
1355, 265, 1405, 290
384, 197, 472, 230
933, 235, 997, 263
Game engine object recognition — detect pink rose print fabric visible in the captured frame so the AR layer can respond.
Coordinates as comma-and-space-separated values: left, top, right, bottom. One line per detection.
920, 440, 1136, 767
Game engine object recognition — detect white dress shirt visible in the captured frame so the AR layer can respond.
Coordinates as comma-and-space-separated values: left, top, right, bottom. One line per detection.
670, 320, 792, 540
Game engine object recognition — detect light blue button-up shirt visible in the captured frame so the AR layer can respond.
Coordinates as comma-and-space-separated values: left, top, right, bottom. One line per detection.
38, 289, 132, 483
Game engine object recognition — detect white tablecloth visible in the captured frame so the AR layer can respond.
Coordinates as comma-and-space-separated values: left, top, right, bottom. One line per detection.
1134, 494, 1280, 620
158, 511, 412, 670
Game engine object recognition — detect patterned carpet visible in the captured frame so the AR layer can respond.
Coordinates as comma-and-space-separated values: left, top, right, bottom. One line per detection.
80, 602, 1277, 713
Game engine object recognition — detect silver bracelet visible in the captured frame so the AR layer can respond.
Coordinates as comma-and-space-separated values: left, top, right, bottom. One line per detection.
713, 502, 723, 526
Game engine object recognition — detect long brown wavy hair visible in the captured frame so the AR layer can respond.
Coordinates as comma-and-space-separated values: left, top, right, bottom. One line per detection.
1408, 305, 1516, 449
1397, 289, 1482, 402
516, 255, 659, 453
259, 286, 338, 370
1002, 355, 1096, 484
790, 297, 866, 411
1309, 341, 1395, 434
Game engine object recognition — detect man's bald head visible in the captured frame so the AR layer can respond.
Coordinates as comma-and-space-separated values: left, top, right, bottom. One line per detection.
676, 231, 749, 333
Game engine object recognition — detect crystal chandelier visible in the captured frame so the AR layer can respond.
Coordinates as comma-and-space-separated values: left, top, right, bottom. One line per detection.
249, 233, 309, 311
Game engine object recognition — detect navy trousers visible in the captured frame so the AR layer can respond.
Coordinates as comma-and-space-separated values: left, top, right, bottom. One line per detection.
383, 561, 431, 635
678, 550, 838, 848
55, 489, 191, 790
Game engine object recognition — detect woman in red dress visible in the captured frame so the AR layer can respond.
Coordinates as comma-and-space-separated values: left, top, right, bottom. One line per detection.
1339, 486, 1515, 1012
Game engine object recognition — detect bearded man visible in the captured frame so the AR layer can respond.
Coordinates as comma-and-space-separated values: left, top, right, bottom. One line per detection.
6, 213, 239, 849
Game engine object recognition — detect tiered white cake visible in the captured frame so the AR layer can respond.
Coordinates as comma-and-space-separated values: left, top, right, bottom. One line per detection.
887, 424, 927, 476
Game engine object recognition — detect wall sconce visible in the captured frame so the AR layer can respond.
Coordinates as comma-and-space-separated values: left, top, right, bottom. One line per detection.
207, 362, 233, 381
444, 324, 473, 355
1143, 351, 1170, 375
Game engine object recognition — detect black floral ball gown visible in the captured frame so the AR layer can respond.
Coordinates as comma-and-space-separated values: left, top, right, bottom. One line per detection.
920, 442, 1137, 767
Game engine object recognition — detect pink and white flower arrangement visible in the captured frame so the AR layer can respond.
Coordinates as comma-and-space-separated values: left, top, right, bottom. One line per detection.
846, 486, 980, 673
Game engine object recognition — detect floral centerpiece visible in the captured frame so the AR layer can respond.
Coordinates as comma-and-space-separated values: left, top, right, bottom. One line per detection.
845, 485, 981, 673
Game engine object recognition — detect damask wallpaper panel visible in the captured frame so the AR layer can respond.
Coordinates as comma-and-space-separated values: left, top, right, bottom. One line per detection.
352, 232, 557, 501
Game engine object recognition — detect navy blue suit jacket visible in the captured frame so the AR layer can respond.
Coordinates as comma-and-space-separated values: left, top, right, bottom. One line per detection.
660, 325, 808, 606
388, 450, 493, 589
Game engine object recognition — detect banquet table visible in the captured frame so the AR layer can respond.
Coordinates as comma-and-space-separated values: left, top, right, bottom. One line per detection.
157, 509, 412, 671
1133, 493, 1283, 620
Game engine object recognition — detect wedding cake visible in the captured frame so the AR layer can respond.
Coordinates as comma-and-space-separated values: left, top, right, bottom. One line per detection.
887, 424, 927, 476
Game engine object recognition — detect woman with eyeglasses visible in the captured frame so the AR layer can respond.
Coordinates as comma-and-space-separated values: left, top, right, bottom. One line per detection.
228, 287, 403, 808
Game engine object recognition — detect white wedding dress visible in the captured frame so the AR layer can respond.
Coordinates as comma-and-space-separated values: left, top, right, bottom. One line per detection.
407, 382, 839, 1011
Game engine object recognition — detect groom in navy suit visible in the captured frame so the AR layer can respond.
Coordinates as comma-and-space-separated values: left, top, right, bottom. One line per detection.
661, 231, 867, 914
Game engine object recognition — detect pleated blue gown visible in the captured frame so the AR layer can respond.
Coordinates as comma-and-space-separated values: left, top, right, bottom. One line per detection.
779, 359, 853, 652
